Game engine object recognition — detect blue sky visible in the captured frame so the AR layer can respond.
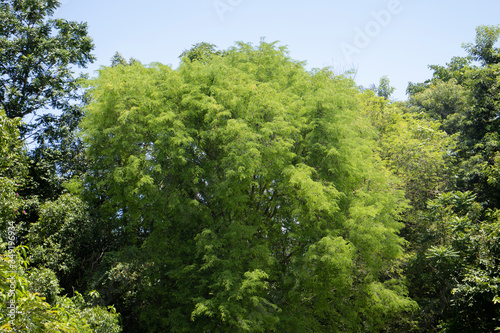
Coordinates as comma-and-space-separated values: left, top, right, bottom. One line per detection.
56, 0, 500, 100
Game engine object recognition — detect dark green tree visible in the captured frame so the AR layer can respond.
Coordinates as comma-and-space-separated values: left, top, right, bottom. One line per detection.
0, 0, 95, 202
407, 79, 469, 135
463, 24, 500, 65
110, 52, 140, 67
407, 25, 500, 209
0, 2, 122, 330
405, 191, 500, 332
376, 76, 395, 100
0, 0, 95, 120
179, 42, 223, 63
0, 0, 95, 221
403, 25, 500, 331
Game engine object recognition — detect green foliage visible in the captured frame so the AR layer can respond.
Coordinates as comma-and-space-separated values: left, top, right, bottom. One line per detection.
0, 109, 26, 224
82, 41, 414, 332
110, 52, 140, 67
27, 267, 62, 305
407, 25, 500, 209
381, 27, 500, 330
0, 4, 120, 329
0, 0, 95, 248
463, 24, 500, 65
0, 3, 100, 319
363, 92, 453, 211
407, 79, 469, 135
179, 42, 224, 63
25, 192, 112, 292
0, 248, 122, 332
405, 191, 500, 331
0, 0, 95, 119
375, 76, 395, 100
71, 291, 123, 333
3, 6, 496, 331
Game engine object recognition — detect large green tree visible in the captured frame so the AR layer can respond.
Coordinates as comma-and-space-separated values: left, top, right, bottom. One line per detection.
82, 41, 415, 332
407, 24, 500, 209
0, 0, 95, 205
402, 25, 500, 331
0, 1, 122, 330
0, 109, 121, 332
0, 0, 96, 283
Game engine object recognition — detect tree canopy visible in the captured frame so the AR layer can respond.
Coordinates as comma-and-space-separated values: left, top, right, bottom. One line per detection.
0, 0, 94, 120
81, 41, 415, 332
402, 24, 500, 331
1, 3, 500, 330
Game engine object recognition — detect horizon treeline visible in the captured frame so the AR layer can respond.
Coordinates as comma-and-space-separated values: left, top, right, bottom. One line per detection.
1, 1, 500, 332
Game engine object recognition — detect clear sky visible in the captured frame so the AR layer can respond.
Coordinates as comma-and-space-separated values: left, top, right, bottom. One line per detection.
56, 0, 500, 100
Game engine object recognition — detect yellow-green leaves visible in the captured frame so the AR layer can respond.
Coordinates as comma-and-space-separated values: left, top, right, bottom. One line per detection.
0, 110, 25, 222
83, 41, 412, 332
0, 251, 121, 332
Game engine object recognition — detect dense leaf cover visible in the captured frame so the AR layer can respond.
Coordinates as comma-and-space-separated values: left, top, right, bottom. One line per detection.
82, 41, 414, 332
0, 1, 499, 330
